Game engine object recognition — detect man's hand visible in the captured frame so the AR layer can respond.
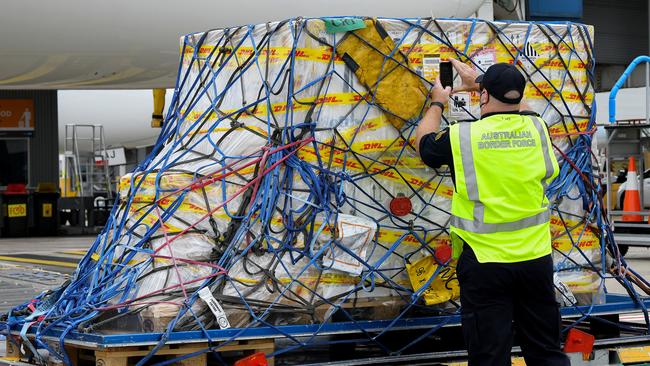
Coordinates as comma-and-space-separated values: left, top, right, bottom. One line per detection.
416, 78, 450, 154
450, 58, 480, 93
430, 77, 452, 104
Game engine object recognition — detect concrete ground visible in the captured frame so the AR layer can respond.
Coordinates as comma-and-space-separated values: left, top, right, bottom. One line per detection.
608, 245, 650, 294
0, 236, 94, 314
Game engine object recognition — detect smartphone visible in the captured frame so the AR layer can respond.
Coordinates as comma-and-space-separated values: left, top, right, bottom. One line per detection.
439, 61, 453, 89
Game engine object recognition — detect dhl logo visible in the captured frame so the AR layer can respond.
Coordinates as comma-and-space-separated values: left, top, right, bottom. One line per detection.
549, 120, 590, 136
352, 94, 372, 102
525, 87, 592, 102
330, 156, 364, 170
258, 48, 284, 57
339, 119, 383, 141
183, 45, 217, 56
376, 231, 451, 247
294, 49, 309, 58
406, 176, 454, 197
550, 217, 596, 231
236, 48, 254, 56
368, 166, 399, 179
544, 59, 586, 69
348, 137, 414, 154
552, 239, 598, 251
408, 56, 422, 65
400, 44, 461, 54
551, 226, 597, 238
363, 142, 387, 150
318, 52, 344, 62
400, 45, 425, 53
300, 128, 412, 157
378, 157, 426, 169
315, 95, 344, 104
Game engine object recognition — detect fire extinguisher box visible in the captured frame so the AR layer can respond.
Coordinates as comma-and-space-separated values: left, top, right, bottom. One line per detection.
2, 183, 29, 237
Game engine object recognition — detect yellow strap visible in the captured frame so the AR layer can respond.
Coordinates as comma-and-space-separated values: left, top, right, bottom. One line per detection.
0, 255, 77, 269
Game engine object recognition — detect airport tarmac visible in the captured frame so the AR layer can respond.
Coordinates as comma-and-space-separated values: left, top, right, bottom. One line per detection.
0, 236, 93, 314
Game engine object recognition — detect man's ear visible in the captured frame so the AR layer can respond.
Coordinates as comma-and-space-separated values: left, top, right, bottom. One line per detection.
479, 90, 489, 105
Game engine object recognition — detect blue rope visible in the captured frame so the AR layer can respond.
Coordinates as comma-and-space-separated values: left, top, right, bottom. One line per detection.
1, 17, 642, 365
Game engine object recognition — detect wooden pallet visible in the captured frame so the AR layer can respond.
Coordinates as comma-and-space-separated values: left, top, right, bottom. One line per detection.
4, 335, 275, 366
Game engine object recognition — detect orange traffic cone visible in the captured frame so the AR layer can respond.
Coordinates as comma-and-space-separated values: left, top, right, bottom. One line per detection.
623, 157, 643, 222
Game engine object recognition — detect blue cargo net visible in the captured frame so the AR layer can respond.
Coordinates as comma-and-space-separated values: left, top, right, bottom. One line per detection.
3, 17, 648, 366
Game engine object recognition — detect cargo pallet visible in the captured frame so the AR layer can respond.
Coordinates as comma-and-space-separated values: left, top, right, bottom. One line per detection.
4, 336, 274, 366
3, 294, 650, 365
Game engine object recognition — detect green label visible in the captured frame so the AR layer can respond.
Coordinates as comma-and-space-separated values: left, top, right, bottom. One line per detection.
324, 18, 366, 34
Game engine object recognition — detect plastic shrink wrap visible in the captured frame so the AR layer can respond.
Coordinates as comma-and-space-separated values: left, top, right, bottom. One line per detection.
84, 18, 599, 332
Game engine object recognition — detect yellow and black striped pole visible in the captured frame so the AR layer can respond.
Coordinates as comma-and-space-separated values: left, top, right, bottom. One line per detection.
151, 88, 165, 128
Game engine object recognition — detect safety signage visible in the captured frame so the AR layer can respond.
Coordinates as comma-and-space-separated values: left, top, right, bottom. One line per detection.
42, 203, 53, 218
0, 99, 34, 130
8, 204, 27, 218
106, 147, 127, 166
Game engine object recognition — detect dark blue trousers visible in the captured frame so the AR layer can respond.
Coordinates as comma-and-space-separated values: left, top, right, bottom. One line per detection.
457, 244, 570, 366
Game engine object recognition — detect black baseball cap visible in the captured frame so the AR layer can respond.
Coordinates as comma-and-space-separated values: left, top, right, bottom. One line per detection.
475, 63, 526, 104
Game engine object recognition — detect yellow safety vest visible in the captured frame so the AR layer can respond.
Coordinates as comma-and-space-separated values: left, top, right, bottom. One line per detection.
448, 113, 559, 263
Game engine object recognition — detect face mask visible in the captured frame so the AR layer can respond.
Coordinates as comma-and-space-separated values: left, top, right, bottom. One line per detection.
479, 89, 489, 108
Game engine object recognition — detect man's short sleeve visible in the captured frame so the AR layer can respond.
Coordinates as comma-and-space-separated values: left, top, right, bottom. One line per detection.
419, 128, 452, 169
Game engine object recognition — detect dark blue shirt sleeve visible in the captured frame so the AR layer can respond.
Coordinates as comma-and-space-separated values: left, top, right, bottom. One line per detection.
418, 128, 453, 169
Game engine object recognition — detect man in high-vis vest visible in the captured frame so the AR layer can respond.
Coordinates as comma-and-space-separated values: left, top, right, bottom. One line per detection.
415, 61, 569, 366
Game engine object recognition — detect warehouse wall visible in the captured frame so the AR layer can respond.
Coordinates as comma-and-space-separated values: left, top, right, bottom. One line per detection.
0, 90, 58, 188
583, 0, 648, 66
582, 0, 649, 91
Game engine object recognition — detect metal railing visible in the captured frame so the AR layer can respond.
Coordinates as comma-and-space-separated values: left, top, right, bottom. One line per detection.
606, 55, 650, 230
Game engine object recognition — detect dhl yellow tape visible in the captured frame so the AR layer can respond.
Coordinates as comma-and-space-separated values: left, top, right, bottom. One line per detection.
121, 179, 597, 253
397, 43, 588, 72
180, 92, 370, 123
183, 38, 589, 69
524, 82, 593, 103
90, 252, 142, 266
548, 119, 591, 136
192, 125, 270, 137
233, 272, 410, 287
182, 45, 344, 66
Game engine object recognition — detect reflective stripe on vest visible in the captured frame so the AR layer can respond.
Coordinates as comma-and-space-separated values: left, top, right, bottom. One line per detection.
450, 209, 550, 234
531, 116, 556, 193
